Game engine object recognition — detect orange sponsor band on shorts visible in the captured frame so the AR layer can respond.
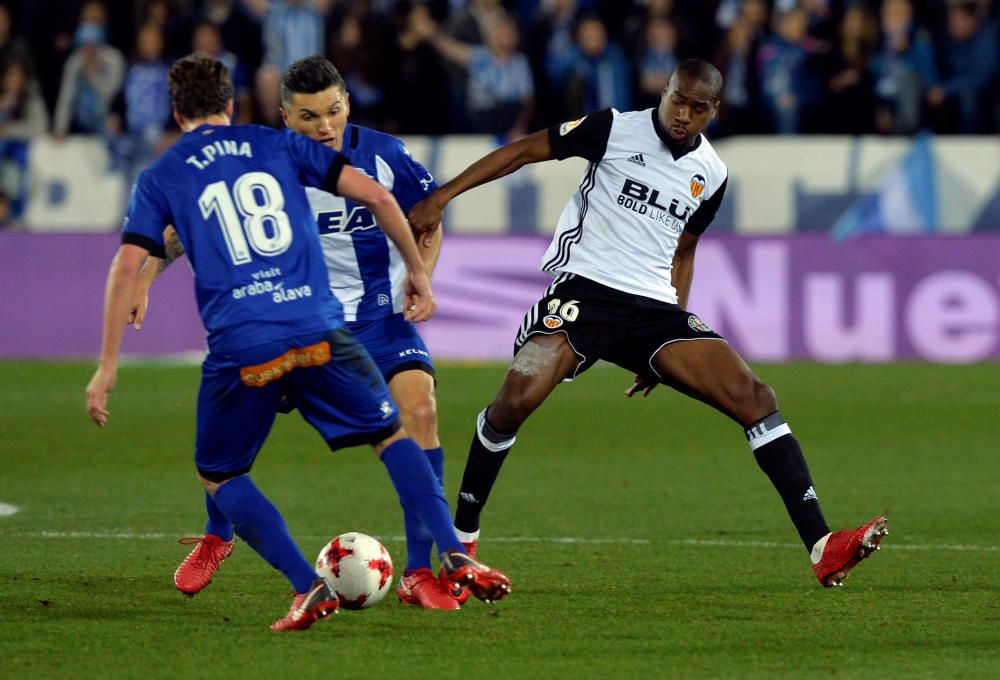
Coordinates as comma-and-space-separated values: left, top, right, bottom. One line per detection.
239, 341, 331, 387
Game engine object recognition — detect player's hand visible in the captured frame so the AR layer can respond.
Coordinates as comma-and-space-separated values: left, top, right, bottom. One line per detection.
85, 364, 118, 427
407, 195, 445, 246
404, 269, 436, 323
128, 287, 150, 330
625, 373, 657, 398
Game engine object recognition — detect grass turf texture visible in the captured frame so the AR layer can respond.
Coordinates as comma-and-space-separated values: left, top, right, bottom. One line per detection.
1, 361, 998, 679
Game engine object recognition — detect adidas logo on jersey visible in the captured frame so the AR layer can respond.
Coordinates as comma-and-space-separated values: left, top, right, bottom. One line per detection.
627, 153, 646, 166
802, 486, 818, 502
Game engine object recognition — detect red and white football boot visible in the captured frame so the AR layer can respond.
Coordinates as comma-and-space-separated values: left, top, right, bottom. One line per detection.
813, 516, 889, 587
440, 539, 477, 605
270, 578, 340, 631
439, 549, 510, 604
397, 568, 461, 610
173, 534, 235, 595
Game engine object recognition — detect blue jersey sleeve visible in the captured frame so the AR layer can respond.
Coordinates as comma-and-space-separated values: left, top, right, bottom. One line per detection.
390, 140, 436, 213
121, 171, 171, 257
283, 129, 349, 194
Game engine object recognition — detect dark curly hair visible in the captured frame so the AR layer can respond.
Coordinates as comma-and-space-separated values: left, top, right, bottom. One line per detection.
167, 53, 233, 120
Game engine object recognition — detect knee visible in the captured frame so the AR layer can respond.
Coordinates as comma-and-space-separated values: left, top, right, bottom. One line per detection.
743, 379, 778, 421
402, 396, 438, 444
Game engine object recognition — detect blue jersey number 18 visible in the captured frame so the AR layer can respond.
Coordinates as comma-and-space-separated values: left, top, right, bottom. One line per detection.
199, 171, 293, 265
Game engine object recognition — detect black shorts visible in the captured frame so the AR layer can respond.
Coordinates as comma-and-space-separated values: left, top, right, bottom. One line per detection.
513, 273, 725, 380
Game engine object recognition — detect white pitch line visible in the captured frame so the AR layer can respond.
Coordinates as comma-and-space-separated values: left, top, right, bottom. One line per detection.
2, 530, 998, 554
0, 502, 20, 517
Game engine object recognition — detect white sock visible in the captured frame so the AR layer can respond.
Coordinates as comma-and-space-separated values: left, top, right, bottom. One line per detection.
810, 532, 832, 564
454, 527, 480, 543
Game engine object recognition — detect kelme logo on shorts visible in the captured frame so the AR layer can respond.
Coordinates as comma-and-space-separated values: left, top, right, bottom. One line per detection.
543, 315, 564, 329
688, 315, 712, 332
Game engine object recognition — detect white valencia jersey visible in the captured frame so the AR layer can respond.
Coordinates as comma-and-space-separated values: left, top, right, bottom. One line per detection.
542, 108, 728, 304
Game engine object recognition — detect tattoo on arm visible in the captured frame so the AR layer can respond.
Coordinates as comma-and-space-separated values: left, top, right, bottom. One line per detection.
157, 228, 185, 274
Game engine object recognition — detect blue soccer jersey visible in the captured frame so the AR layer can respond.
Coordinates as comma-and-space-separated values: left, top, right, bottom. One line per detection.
304, 124, 436, 323
122, 124, 348, 353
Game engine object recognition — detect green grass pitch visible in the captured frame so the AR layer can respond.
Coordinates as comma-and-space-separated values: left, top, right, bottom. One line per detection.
1, 361, 998, 679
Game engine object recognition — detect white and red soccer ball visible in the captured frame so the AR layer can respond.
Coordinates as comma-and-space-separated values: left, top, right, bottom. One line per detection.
314, 532, 393, 610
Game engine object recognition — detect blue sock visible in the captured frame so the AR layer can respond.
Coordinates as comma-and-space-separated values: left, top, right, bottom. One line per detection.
204, 492, 234, 541
382, 440, 462, 557
402, 447, 445, 572
211, 476, 317, 593
426, 446, 445, 485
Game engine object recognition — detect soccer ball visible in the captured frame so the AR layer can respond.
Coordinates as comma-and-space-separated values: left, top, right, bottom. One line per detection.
315, 532, 394, 610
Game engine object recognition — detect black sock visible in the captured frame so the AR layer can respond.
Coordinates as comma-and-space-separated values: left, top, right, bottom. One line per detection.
747, 412, 830, 551
454, 408, 517, 534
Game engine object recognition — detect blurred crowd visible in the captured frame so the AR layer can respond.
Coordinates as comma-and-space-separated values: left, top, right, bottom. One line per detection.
1, 0, 999, 224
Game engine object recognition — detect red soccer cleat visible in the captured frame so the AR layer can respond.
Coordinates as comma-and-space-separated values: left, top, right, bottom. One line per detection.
173, 534, 235, 595
397, 568, 461, 610
270, 578, 340, 631
439, 539, 477, 605
439, 549, 510, 604
813, 516, 889, 587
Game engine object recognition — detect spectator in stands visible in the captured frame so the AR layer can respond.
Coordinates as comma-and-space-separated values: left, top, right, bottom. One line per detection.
416, 11, 535, 138
255, 0, 326, 126
713, 17, 761, 135
620, 0, 700, 61
0, 59, 48, 138
192, 21, 253, 124
548, 14, 630, 117
392, 1, 454, 134
0, 4, 35, 76
925, 0, 998, 133
816, 4, 878, 134
52, 19, 125, 138
526, 0, 578, 124
635, 17, 679, 109
757, 8, 822, 133
139, 0, 188, 59
870, 0, 939, 135
121, 23, 170, 181
199, 0, 263, 71
623, 0, 687, 59
0, 59, 47, 223
447, 0, 506, 44
330, 1, 399, 131
799, 0, 837, 43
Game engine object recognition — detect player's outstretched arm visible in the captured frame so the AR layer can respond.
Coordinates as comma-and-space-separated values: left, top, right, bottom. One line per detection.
129, 226, 185, 330
86, 244, 149, 427
407, 129, 554, 238
420, 224, 443, 277
336, 166, 436, 323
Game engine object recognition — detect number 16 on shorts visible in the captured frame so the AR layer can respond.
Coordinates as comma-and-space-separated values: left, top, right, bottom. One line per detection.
543, 299, 579, 329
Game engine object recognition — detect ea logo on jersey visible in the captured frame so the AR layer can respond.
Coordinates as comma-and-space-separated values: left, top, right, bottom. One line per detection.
543, 315, 563, 329
559, 116, 586, 136
690, 174, 706, 199
688, 315, 712, 333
